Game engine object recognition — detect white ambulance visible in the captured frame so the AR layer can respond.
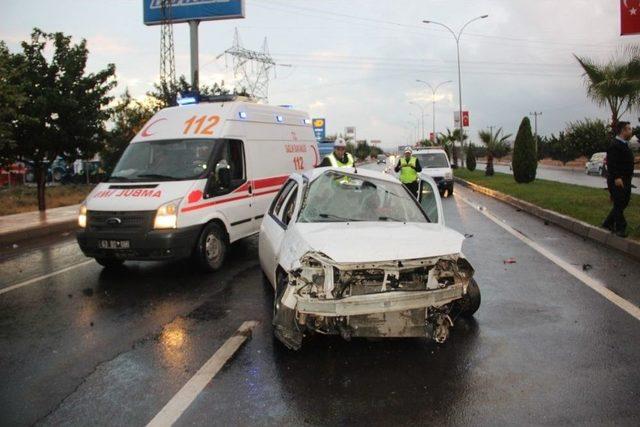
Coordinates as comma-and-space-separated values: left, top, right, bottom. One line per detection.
77, 95, 319, 271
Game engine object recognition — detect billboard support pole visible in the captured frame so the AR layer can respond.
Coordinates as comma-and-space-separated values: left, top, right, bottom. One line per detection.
189, 20, 200, 91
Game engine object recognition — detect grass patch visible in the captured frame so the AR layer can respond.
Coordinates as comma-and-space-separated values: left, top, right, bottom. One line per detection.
0, 184, 94, 216
455, 169, 640, 240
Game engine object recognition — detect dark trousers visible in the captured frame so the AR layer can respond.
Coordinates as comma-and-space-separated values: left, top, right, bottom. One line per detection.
603, 176, 632, 233
403, 181, 419, 198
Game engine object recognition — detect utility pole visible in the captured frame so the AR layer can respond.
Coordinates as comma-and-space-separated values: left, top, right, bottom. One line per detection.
409, 102, 427, 142
529, 112, 542, 137
416, 80, 451, 143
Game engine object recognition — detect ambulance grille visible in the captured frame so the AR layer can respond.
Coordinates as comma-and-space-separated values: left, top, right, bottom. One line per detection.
87, 210, 155, 232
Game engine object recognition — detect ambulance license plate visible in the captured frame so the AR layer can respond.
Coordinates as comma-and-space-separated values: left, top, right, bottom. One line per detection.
98, 239, 130, 250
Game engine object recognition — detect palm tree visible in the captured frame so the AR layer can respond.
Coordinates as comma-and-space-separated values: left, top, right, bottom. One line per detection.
438, 128, 467, 168
575, 46, 640, 129
478, 127, 511, 176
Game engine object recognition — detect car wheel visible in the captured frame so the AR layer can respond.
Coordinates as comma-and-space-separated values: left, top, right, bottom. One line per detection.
193, 222, 227, 272
94, 257, 125, 268
457, 278, 481, 317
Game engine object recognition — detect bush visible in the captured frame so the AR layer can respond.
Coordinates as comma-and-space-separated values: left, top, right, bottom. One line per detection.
466, 145, 477, 171
512, 117, 537, 183
565, 118, 610, 157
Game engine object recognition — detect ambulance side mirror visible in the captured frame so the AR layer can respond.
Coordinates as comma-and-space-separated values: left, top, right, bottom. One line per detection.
216, 164, 231, 188
204, 162, 231, 197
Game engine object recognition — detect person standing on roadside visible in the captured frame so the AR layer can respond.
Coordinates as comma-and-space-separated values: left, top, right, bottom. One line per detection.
602, 121, 634, 237
395, 147, 422, 197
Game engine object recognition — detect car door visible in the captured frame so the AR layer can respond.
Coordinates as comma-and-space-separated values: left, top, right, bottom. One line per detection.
259, 177, 302, 286
418, 176, 444, 225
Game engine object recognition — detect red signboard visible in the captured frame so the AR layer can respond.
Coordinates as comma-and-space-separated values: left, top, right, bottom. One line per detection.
621, 0, 640, 35
462, 111, 470, 127
429, 132, 435, 142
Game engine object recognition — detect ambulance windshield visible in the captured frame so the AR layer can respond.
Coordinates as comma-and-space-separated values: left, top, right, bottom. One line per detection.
109, 139, 218, 181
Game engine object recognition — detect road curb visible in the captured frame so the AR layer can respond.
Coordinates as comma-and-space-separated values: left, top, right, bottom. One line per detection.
0, 219, 78, 248
454, 177, 640, 262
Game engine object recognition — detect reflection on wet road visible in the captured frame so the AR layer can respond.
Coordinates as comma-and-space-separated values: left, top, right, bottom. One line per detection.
1, 183, 639, 426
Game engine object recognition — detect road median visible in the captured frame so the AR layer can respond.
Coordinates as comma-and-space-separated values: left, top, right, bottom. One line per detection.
454, 170, 640, 262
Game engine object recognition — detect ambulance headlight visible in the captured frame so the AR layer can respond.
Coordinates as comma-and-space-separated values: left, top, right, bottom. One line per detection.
154, 199, 180, 229
78, 204, 87, 228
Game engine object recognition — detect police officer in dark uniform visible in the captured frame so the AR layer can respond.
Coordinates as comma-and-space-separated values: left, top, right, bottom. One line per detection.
602, 121, 635, 237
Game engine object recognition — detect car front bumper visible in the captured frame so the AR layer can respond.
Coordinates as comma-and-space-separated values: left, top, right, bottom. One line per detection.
76, 225, 201, 261
291, 284, 464, 317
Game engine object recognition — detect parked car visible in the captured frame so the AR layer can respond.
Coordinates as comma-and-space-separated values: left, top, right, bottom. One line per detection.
412, 148, 454, 196
259, 167, 480, 350
585, 152, 607, 176
376, 155, 386, 165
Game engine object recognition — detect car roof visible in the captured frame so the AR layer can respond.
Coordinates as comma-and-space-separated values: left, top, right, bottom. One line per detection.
302, 166, 401, 184
413, 148, 447, 154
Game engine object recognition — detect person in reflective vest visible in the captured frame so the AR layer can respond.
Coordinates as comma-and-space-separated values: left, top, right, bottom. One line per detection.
394, 147, 422, 197
318, 138, 354, 168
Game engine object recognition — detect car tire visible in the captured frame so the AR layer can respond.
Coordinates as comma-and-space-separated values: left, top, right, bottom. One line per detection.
457, 278, 481, 317
94, 257, 125, 268
193, 222, 227, 272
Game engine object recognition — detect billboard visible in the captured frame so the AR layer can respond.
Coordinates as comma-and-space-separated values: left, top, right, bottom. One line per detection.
143, 0, 245, 26
312, 118, 326, 142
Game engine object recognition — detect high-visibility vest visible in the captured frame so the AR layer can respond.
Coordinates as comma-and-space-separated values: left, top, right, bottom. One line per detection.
327, 152, 354, 167
399, 157, 418, 183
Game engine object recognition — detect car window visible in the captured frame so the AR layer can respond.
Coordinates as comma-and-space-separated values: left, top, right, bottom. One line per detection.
415, 152, 450, 169
280, 188, 298, 226
298, 171, 428, 223
270, 179, 296, 219
419, 181, 439, 223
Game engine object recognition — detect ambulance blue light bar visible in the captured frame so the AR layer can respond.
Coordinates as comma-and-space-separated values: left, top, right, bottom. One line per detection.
238, 111, 247, 119
177, 91, 200, 106
276, 115, 284, 123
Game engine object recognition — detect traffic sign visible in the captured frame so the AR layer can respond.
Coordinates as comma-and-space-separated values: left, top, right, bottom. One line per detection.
143, 0, 245, 26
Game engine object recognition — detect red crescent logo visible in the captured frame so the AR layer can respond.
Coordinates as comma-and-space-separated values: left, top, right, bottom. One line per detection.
141, 118, 167, 137
311, 145, 320, 167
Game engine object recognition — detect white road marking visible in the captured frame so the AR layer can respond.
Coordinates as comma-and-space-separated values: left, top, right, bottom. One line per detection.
0, 260, 95, 296
146, 320, 259, 427
457, 194, 640, 321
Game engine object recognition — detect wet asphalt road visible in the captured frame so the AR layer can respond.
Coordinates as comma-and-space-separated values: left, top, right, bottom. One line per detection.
1, 178, 640, 425
478, 162, 640, 194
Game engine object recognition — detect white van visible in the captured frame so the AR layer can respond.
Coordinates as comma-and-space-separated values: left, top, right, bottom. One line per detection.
76, 96, 319, 271
412, 148, 454, 196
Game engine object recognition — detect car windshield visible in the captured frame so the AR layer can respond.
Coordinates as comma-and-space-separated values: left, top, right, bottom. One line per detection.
591, 153, 606, 161
415, 152, 450, 168
109, 139, 218, 181
298, 171, 429, 223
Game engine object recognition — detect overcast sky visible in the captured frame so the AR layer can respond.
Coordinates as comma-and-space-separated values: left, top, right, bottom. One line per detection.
1, 0, 639, 149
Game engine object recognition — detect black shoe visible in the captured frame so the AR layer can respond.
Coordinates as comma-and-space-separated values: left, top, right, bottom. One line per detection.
614, 230, 629, 238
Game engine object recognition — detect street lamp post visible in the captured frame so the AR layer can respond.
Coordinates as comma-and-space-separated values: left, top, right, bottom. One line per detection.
416, 79, 452, 143
423, 15, 488, 167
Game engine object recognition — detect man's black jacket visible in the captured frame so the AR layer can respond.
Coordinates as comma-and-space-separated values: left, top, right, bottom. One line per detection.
606, 138, 635, 180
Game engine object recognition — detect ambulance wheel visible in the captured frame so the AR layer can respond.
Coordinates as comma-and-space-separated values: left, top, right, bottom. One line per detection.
94, 258, 124, 268
194, 222, 227, 272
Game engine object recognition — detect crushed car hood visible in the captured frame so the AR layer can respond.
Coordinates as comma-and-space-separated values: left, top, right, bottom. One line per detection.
286, 222, 464, 264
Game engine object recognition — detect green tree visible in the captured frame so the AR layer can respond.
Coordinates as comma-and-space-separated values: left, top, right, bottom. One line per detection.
575, 46, 640, 129
148, 75, 249, 108
547, 132, 579, 165
439, 128, 466, 168
564, 118, 610, 157
5, 29, 116, 210
512, 117, 537, 183
466, 144, 477, 171
478, 127, 511, 176
0, 41, 26, 165
101, 91, 158, 173
354, 140, 371, 160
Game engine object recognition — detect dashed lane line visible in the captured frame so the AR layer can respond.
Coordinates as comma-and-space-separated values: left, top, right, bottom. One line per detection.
146, 320, 259, 427
0, 260, 95, 296
457, 194, 640, 322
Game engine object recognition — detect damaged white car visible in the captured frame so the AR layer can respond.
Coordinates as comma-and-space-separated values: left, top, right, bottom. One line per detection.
259, 167, 480, 350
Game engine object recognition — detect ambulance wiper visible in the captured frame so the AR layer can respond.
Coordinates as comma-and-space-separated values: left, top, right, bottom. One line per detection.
108, 175, 131, 182
136, 173, 179, 181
